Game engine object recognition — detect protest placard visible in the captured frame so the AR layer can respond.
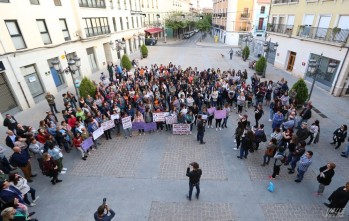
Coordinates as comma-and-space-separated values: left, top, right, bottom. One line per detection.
101, 120, 115, 131
132, 122, 145, 130
144, 122, 157, 131
153, 112, 166, 122
122, 116, 132, 129
81, 137, 94, 151
208, 107, 216, 115
214, 110, 226, 119
111, 114, 120, 120
92, 127, 104, 140
165, 115, 177, 124
201, 115, 208, 120
172, 124, 190, 135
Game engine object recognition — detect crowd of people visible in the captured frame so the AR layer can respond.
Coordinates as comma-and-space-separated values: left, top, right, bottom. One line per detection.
0, 61, 348, 219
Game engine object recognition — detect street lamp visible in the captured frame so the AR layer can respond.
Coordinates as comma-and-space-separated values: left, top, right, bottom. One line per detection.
307, 53, 338, 101
51, 53, 81, 99
262, 39, 279, 78
109, 39, 125, 59
156, 14, 167, 43
243, 33, 253, 48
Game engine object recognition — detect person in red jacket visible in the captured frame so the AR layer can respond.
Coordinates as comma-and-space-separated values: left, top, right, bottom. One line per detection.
73, 133, 87, 160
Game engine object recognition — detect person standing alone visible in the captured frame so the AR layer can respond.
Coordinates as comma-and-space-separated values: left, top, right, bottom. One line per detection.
197, 115, 205, 144
45, 92, 60, 113
186, 162, 202, 200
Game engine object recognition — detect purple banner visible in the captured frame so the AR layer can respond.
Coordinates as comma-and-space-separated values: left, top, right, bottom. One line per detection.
144, 122, 157, 131
81, 137, 94, 151
208, 107, 216, 115
132, 122, 145, 130
214, 110, 227, 119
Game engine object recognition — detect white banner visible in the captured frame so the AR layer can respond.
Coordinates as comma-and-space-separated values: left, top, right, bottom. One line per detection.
172, 124, 190, 135
122, 116, 132, 129
101, 120, 115, 131
92, 127, 104, 140
153, 112, 169, 122
166, 115, 178, 124
201, 115, 207, 120
111, 114, 120, 120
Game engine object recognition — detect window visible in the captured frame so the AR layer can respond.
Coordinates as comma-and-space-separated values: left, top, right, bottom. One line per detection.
117, 0, 121, 8
124, 0, 127, 9
260, 6, 265, 14
136, 17, 139, 28
0, 0, 10, 3
78, 0, 106, 8
120, 17, 124, 30
30, 0, 39, 4
54, 0, 61, 6
113, 17, 117, 32
129, 0, 132, 10
59, 19, 70, 41
131, 17, 134, 29
126, 17, 129, 29
37, 19, 52, 44
5, 20, 26, 50
83, 17, 110, 37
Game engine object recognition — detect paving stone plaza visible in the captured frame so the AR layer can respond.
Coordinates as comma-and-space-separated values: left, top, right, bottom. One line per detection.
1, 38, 349, 221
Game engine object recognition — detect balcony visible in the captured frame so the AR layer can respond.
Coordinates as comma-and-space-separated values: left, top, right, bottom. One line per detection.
240, 13, 250, 19
85, 26, 110, 37
267, 24, 294, 36
297, 26, 349, 44
79, 0, 106, 8
272, 0, 299, 3
256, 26, 266, 32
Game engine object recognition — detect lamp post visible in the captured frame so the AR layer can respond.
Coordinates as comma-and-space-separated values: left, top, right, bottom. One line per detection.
307, 53, 337, 101
109, 39, 126, 60
262, 39, 279, 78
242, 33, 253, 48
51, 53, 81, 100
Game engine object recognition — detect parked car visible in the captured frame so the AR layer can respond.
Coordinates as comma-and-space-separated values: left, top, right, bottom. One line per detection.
145, 38, 157, 46
183, 33, 191, 39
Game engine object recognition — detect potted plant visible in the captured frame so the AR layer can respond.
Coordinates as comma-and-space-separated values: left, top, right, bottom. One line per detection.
332, 27, 341, 40
255, 56, 266, 75
291, 78, 309, 107
79, 77, 96, 98
242, 46, 250, 61
141, 44, 148, 58
121, 54, 132, 71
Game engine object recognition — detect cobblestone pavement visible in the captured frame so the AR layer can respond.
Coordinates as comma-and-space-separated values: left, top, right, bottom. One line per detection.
159, 133, 227, 180
70, 131, 146, 178
148, 201, 235, 221
260, 203, 347, 221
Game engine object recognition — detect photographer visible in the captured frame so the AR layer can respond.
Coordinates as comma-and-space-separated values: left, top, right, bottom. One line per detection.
186, 162, 202, 201
94, 199, 115, 221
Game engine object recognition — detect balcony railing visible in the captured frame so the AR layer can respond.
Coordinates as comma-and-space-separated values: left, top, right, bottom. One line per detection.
267, 24, 294, 36
240, 13, 250, 19
297, 26, 349, 44
85, 26, 110, 37
256, 26, 266, 32
272, 0, 299, 3
79, 0, 106, 8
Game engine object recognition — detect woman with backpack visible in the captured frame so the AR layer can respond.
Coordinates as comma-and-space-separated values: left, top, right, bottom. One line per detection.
261, 138, 277, 166
269, 147, 286, 179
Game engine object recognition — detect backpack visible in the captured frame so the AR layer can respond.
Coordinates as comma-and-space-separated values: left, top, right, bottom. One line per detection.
9, 154, 18, 167
280, 154, 287, 163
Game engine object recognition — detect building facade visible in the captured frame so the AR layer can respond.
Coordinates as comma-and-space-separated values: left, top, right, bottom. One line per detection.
212, 0, 254, 46
251, 0, 270, 40
267, 0, 349, 96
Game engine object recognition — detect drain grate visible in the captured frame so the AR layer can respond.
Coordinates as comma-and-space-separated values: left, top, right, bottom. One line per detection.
312, 107, 328, 118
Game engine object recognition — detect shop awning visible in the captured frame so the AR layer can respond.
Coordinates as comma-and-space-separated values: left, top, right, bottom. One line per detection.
145, 28, 163, 34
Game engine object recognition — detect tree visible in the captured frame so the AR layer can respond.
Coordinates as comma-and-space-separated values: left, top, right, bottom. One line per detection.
291, 78, 309, 106
141, 44, 148, 58
255, 56, 266, 75
79, 77, 96, 98
242, 46, 250, 61
121, 54, 132, 71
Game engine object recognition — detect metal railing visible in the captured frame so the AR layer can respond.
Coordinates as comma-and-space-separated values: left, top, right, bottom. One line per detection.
85, 26, 110, 37
79, 0, 106, 8
272, 0, 288, 3
256, 26, 266, 31
240, 13, 250, 19
267, 24, 294, 36
297, 26, 349, 44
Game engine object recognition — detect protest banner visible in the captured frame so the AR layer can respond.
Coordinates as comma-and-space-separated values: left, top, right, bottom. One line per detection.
111, 114, 120, 120
214, 110, 226, 119
201, 115, 208, 120
172, 124, 190, 135
92, 127, 104, 140
122, 116, 132, 129
81, 137, 94, 151
165, 115, 177, 124
132, 122, 145, 130
153, 112, 166, 122
144, 122, 157, 131
101, 120, 115, 131
208, 107, 216, 115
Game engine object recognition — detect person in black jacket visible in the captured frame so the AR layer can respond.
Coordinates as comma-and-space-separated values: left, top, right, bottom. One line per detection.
324, 182, 349, 216
186, 162, 202, 200
331, 125, 347, 149
315, 162, 335, 196
3, 114, 18, 133
297, 104, 312, 128
196, 115, 205, 144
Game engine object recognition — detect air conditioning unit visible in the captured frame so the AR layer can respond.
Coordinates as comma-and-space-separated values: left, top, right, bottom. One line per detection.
64, 37, 71, 41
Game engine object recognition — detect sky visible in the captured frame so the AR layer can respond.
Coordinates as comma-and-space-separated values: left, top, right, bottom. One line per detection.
200, 0, 213, 8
